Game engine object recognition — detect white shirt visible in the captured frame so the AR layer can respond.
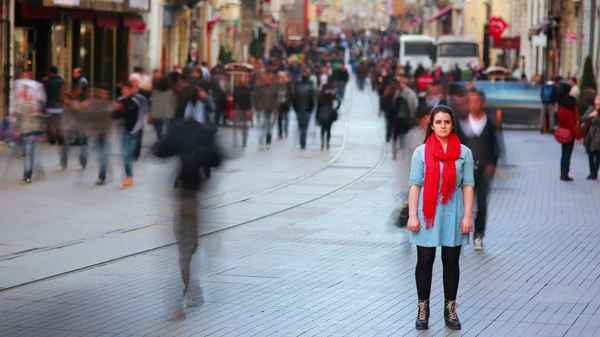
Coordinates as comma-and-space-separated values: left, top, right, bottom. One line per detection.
469, 114, 487, 137
319, 74, 329, 90
569, 85, 580, 100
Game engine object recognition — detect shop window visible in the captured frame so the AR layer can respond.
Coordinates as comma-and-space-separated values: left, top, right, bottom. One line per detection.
79, 23, 94, 85
51, 24, 68, 81
99, 27, 116, 97
13, 28, 35, 78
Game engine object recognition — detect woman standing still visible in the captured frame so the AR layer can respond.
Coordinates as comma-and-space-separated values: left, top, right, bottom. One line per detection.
557, 96, 582, 181
407, 105, 475, 330
581, 95, 600, 180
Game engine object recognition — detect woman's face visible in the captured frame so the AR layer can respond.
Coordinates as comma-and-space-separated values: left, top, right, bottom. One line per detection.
431, 112, 454, 138
594, 95, 600, 106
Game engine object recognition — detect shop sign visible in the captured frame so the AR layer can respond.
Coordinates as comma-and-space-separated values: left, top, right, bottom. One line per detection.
53, 0, 80, 6
564, 33, 580, 43
163, 6, 174, 27
129, 0, 148, 10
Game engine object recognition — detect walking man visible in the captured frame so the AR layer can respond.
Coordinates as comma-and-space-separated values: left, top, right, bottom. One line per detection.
457, 91, 501, 251
293, 75, 316, 150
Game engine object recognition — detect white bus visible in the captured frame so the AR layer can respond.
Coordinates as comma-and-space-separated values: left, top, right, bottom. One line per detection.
436, 35, 480, 73
399, 35, 436, 71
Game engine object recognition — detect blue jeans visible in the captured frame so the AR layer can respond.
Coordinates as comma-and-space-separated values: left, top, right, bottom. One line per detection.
91, 135, 110, 180
259, 110, 274, 145
122, 131, 138, 178
357, 78, 365, 91
296, 111, 311, 149
337, 82, 346, 99
22, 135, 37, 176
154, 119, 168, 139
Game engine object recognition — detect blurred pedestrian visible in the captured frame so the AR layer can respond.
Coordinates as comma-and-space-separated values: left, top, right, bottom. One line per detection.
253, 72, 278, 150
152, 115, 223, 309
150, 77, 178, 139
232, 75, 253, 147
457, 91, 501, 251
555, 95, 582, 181
111, 82, 141, 189
316, 80, 340, 150
276, 71, 293, 139
407, 105, 474, 331
84, 88, 114, 185
581, 94, 600, 180
293, 75, 316, 150
11, 83, 48, 184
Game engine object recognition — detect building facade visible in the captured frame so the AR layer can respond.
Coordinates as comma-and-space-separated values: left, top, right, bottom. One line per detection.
0, 0, 150, 120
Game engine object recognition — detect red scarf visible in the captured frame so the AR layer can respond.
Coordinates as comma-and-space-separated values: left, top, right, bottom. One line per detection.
423, 133, 462, 229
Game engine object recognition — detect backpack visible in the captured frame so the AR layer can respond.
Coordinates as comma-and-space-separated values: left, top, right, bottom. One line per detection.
542, 84, 554, 103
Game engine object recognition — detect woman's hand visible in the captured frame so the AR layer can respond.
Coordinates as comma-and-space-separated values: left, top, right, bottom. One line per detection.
407, 216, 421, 232
460, 216, 473, 234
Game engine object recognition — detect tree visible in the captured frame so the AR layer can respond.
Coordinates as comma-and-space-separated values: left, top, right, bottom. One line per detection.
581, 56, 597, 92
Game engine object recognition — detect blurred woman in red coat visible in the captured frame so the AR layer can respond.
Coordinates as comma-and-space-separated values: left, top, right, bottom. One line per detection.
556, 95, 582, 181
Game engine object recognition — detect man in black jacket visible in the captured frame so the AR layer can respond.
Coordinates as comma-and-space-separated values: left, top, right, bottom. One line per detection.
457, 91, 502, 251
293, 75, 316, 150
331, 63, 349, 99
152, 118, 222, 308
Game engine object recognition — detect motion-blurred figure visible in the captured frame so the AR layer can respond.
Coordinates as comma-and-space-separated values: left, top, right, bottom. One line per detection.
293, 75, 316, 150
457, 91, 502, 251
84, 88, 114, 185
10, 82, 48, 184
152, 115, 223, 308
112, 82, 141, 189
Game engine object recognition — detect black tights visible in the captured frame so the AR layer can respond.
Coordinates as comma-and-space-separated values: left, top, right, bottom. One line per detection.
321, 123, 332, 146
415, 246, 462, 301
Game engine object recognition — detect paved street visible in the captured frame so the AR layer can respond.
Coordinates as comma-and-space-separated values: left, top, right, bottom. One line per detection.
2, 83, 600, 336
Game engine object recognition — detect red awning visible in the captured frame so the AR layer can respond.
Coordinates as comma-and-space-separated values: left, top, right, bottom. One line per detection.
492, 37, 521, 49
21, 6, 58, 20
123, 16, 146, 32
123, 16, 144, 27
425, 5, 452, 23
71, 9, 94, 20
97, 16, 119, 28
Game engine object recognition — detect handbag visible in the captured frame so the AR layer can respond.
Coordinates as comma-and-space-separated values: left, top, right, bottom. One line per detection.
581, 119, 592, 138
395, 202, 409, 228
554, 126, 574, 144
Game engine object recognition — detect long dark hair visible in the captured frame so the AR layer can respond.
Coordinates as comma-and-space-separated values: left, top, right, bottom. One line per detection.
155, 77, 170, 91
424, 105, 458, 143
186, 84, 199, 105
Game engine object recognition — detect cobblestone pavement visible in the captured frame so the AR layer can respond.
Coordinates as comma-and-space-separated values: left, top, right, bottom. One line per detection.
2, 83, 600, 336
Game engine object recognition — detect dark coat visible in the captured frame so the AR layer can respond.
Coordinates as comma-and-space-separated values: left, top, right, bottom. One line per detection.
152, 119, 223, 191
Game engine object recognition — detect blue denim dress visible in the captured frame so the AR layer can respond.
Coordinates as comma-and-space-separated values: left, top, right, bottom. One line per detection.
408, 144, 475, 247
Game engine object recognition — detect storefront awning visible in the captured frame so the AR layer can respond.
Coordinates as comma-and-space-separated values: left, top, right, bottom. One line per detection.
425, 5, 452, 23
70, 9, 94, 20
123, 16, 146, 32
97, 16, 119, 28
21, 6, 58, 20
123, 16, 144, 27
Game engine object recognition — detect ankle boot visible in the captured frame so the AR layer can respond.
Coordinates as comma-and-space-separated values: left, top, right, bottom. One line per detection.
444, 300, 461, 330
415, 300, 429, 330
587, 173, 598, 180
560, 169, 574, 181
